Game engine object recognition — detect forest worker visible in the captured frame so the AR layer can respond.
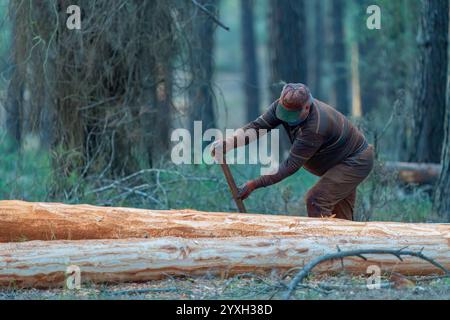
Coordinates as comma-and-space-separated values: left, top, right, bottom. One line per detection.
211, 83, 374, 221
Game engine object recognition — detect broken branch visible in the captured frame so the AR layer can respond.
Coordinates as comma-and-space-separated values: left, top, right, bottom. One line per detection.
191, 0, 230, 31
284, 248, 450, 299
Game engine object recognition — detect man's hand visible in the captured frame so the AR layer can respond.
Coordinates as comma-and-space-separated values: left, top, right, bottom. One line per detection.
211, 138, 235, 161
237, 181, 257, 201
210, 139, 226, 159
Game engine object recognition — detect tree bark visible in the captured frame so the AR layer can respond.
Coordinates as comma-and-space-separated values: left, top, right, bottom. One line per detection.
268, 0, 307, 98
351, 43, 362, 118
241, 0, 260, 123
268, 0, 307, 153
410, 0, 449, 163
5, 72, 22, 147
433, 85, 450, 221
188, 0, 218, 132
4, 3, 24, 148
330, 0, 350, 115
312, 0, 325, 99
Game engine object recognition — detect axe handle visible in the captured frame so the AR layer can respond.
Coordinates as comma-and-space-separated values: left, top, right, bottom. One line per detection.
220, 160, 247, 213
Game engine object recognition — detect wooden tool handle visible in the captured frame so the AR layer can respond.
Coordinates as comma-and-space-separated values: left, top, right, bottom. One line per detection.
220, 159, 247, 213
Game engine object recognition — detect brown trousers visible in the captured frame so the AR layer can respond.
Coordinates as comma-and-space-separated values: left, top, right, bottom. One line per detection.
304, 145, 374, 221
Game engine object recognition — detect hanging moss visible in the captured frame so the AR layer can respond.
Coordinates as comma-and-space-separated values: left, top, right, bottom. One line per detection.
7, 0, 202, 198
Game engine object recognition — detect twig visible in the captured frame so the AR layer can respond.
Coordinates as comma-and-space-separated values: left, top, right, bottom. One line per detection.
377, 89, 405, 141
191, 0, 230, 31
283, 248, 449, 300
87, 169, 184, 194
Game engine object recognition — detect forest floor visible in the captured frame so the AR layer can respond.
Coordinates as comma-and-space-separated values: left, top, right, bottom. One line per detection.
1, 273, 449, 300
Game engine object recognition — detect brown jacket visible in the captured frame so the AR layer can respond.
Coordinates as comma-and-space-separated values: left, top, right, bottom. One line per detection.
239, 99, 368, 189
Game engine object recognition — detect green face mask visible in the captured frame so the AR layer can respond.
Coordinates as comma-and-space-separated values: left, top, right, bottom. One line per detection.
276, 103, 308, 126
287, 117, 307, 127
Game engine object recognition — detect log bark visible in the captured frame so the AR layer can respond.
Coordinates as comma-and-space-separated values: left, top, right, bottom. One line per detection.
0, 201, 448, 287
0, 200, 449, 243
383, 161, 442, 185
1, 232, 449, 288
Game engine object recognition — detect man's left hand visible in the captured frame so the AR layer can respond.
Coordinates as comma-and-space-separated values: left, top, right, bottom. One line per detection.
237, 181, 257, 201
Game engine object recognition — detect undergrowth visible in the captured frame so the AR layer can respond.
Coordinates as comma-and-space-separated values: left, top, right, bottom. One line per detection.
0, 132, 440, 223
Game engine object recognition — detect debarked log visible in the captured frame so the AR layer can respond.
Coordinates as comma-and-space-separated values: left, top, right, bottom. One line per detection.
0, 200, 449, 243
0, 234, 449, 288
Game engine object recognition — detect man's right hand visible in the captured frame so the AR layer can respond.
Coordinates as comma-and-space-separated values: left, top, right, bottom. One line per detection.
210, 139, 227, 160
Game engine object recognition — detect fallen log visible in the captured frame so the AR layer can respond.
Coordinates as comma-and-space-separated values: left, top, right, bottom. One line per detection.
0, 201, 449, 288
0, 234, 449, 288
0, 200, 449, 243
383, 162, 442, 185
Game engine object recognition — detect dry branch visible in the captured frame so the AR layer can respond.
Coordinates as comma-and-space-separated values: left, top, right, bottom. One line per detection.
283, 248, 450, 299
191, 0, 230, 31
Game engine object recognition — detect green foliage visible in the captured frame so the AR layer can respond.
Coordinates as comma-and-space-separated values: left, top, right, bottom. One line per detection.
0, 134, 438, 223
0, 128, 437, 222
0, 132, 51, 201
357, 174, 435, 222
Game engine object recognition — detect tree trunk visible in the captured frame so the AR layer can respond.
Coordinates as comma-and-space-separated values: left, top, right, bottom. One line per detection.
268, 0, 307, 153
241, 0, 260, 123
39, 43, 57, 149
189, 0, 218, 132
410, 0, 449, 163
330, 0, 350, 115
4, 4, 24, 148
1, 230, 448, 288
434, 85, 450, 221
5, 72, 22, 147
268, 0, 307, 98
312, 0, 325, 99
1, 201, 448, 287
8, 0, 184, 190
0, 199, 448, 240
351, 43, 362, 118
